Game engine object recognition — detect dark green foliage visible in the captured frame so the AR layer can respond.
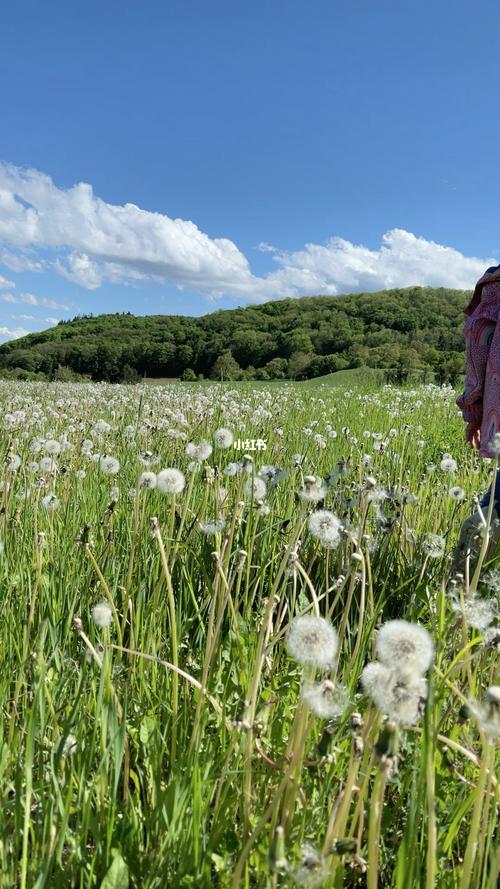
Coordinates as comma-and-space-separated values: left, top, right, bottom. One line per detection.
0, 286, 472, 382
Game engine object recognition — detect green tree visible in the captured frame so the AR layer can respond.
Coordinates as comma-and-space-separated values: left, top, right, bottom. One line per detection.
288, 351, 313, 379
209, 350, 242, 380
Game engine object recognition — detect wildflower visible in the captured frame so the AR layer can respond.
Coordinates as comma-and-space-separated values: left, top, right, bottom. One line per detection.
375, 619, 434, 674
243, 476, 267, 500
307, 510, 342, 549
92, 601, 113, 628
99, 455, 120, 475
186, 440, 213, 461
298, 476, 327, 503
302, 679, 349, 719
41, 493, 60, 512
139, 471, 157, 489
75, 468, 86, 480
156, 468, 186, 494
422, 532, 446, 559
286, 615, 338, 671
449, 486, 465, 501
62, 734, 77, 756
213, 427, 233, 448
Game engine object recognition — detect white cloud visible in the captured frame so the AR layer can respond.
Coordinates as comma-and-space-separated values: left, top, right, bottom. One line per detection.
0, 162, 495, 302
260, 230, 495, 298
0, 274, 15, 289
11, 314, 36, 320
44, 316, 59, 325
0, 291, 69, 310
0, 326, 30, 342
0, 250, 45, 273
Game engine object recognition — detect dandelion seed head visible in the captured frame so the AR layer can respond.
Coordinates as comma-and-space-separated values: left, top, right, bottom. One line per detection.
99, 455, 120, 476
186, 440, 213, 461
39, 456, 57, 473
44, 439, 61, 455
375, 620, 434, 674
139, 471, 157, 489
6, 454, 21, 471
213, 427, 233, 448
224, 461, 242, 476
199, 518, 226, 535
302, 679, 348, 719
41, 493, 60, 512
440, 454, 457, 472
422, 532, 446, 559
361, 662, 427, 726
307, 510, 342, 548
256, 500, 271, 517
156, 468, 186, 494
286, 615, 338, 671
451, 594, 496, 631
92, 419, 112, 435
483, 626, 500, 651
469, 686, 500, 737
298, 476, 327, 503
292, 843, 328, 888
62, 734, 77, 756
92, 601, 113, 628
243, 476, 267, 500
448, 486, 465, 501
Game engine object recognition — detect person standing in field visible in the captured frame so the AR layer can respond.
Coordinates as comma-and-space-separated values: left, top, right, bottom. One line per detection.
452, 263, 500, 572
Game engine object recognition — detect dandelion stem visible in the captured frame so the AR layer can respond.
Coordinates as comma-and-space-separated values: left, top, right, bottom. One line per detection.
151, 516, 179, 764
458, 737, 493, 889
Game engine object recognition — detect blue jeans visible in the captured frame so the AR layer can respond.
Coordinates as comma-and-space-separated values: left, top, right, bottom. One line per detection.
480, 468, 500, 517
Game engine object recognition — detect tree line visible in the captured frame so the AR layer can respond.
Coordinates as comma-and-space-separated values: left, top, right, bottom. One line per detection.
0, 285, 471, 383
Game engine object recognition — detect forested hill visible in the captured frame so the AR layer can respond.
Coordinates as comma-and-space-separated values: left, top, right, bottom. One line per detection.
0, 286, 471, 383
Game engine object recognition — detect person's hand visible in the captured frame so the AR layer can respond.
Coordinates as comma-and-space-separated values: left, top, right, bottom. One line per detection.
466, 421, 481, 449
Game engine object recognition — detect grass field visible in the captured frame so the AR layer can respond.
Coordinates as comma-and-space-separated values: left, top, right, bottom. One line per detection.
0, 378, 498, 888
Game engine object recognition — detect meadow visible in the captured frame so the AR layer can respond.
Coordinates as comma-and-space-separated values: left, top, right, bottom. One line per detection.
0, 378, 498, 888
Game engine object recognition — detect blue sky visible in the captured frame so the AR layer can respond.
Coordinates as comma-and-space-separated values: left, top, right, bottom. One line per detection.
0, 0, 499, 340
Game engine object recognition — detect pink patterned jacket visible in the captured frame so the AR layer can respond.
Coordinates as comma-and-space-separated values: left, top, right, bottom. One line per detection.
456, 266, 500, 457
